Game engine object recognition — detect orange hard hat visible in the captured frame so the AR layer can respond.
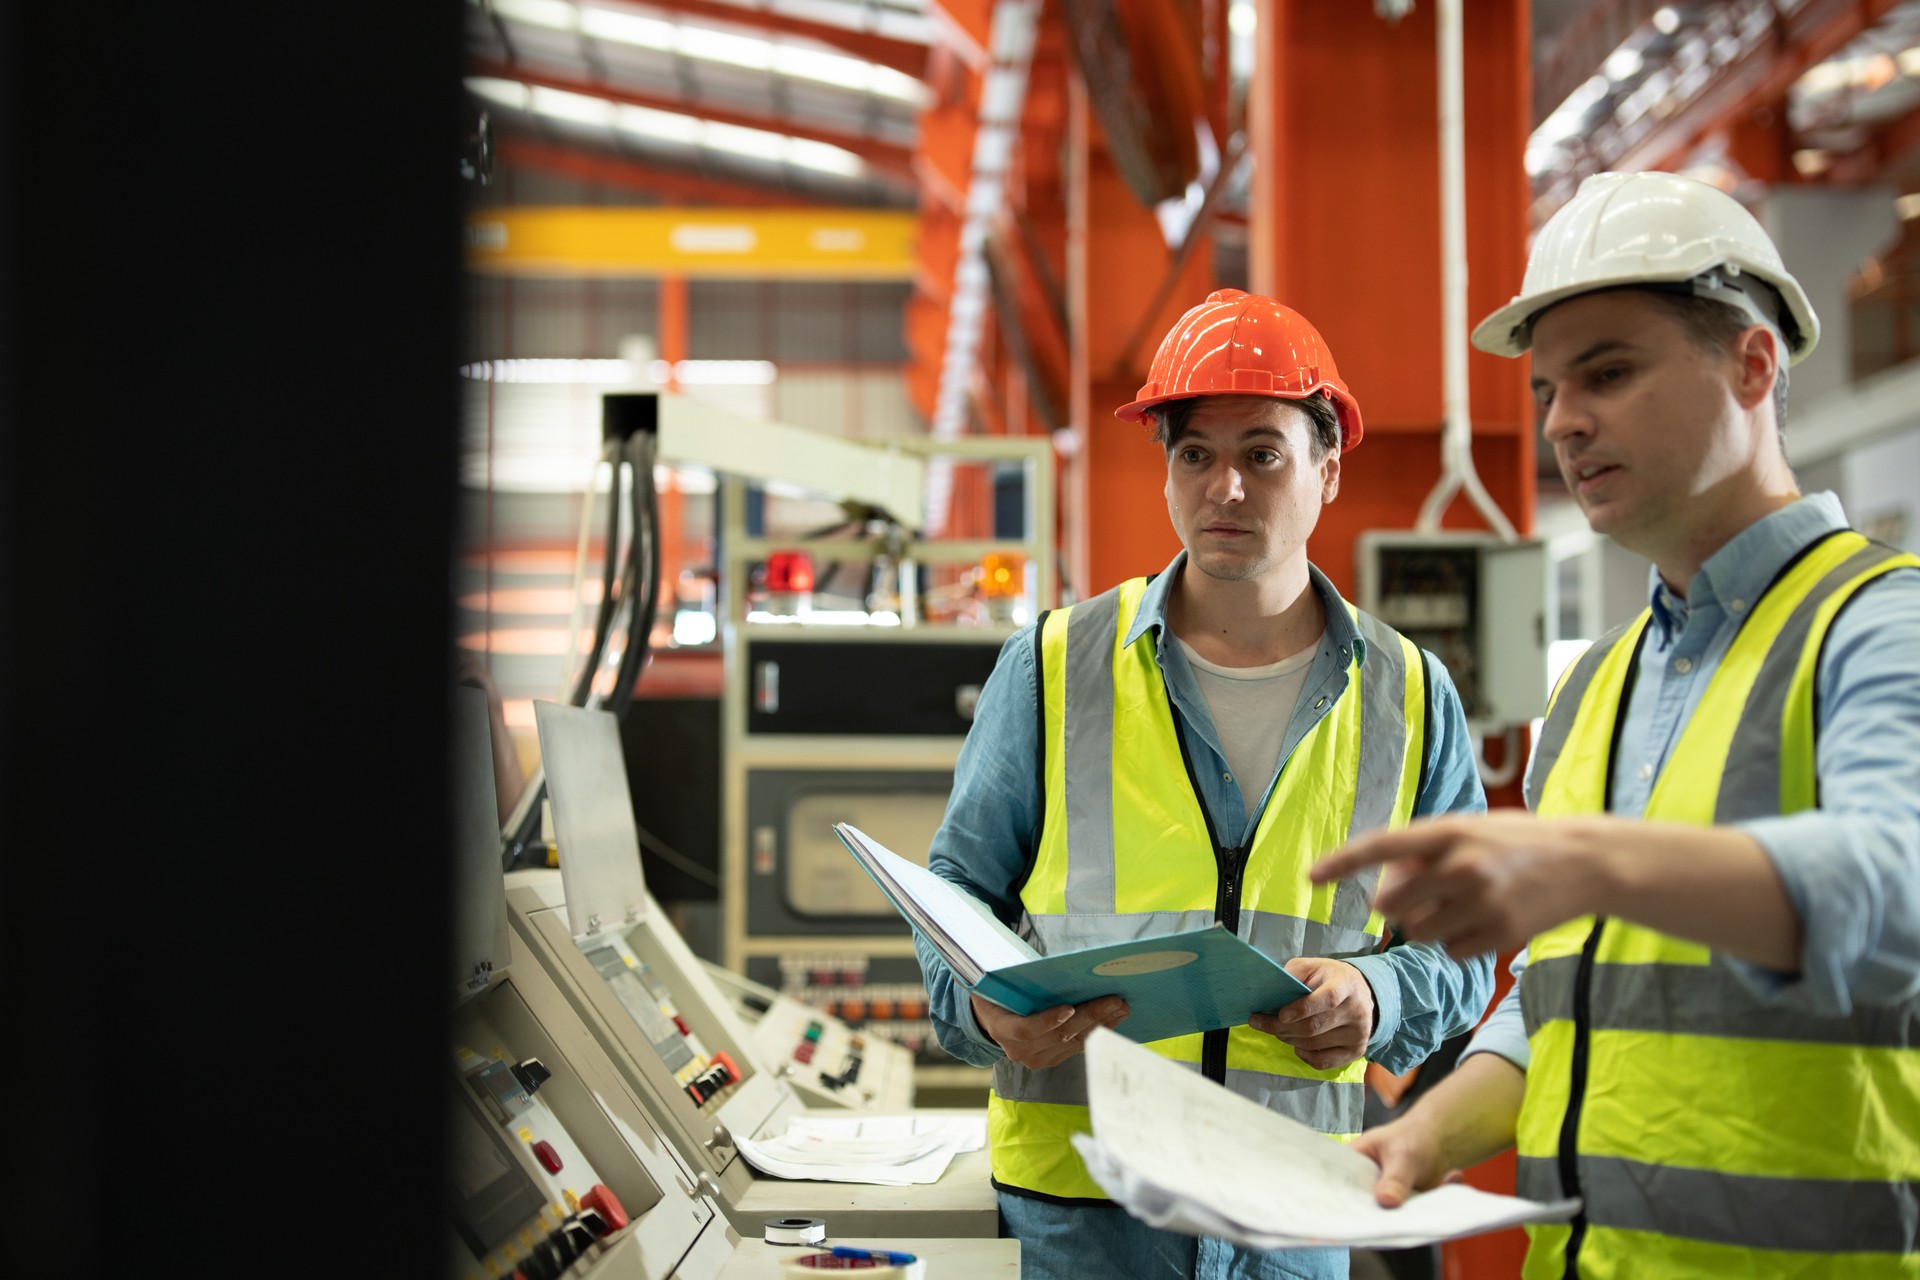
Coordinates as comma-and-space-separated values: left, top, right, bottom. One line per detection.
1113, 288, 1363, 451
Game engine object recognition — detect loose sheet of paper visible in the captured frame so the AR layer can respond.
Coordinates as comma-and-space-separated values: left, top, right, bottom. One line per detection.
1071, 1028, 1578, 1249
734, 1112, 986, 1187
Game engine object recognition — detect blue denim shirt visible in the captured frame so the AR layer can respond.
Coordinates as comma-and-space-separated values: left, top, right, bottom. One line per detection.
1468, 492, 1920, 1069
917, 552, 1495, 1073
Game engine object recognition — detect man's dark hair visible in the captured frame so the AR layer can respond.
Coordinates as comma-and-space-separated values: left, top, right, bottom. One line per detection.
1148, 394, 1342, 459
1641, 289, 1791, 444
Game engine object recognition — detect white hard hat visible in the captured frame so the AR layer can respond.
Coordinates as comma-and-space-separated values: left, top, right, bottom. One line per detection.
1472, 171, 1820, 365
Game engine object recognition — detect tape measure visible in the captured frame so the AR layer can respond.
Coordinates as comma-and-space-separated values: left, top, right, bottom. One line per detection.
763, 1217, 828, 1246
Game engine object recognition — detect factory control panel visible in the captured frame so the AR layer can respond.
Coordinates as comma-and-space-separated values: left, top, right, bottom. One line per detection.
448, 687, 734, 1280
450, 989, 641, 1280
702, 958, 915, 1111
512, 699, 999, 1239
586, 933, 743, 1110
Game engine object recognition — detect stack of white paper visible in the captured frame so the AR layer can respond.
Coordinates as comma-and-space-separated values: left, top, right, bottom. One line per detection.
1070, 1029, 1579, 1250
735, 1113, 987, 1187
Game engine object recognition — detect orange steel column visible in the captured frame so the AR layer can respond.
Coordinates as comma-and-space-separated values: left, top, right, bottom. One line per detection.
1065, 75, 1214, 600
1250, 0, 1533, 596
1251, 4, 1534, 1276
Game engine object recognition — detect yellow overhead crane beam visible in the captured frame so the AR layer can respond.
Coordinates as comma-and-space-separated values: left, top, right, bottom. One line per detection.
466, 207, 917, 280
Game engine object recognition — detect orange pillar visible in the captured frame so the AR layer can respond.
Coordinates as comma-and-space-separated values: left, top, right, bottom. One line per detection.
1066, 74, 1214, 600
1251, 4, 1534, 1274
659, 274, 687, 390
1250, 0, 1534, 594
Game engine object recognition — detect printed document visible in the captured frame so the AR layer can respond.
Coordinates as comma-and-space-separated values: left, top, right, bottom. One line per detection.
1070, 1028, 1580, 1249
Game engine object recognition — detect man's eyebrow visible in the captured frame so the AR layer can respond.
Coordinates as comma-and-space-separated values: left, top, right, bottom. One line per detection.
1531, 339, 1636, 388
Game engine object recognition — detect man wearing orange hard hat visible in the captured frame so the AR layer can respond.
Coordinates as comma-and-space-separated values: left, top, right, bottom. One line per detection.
912, 288, 1496, 1279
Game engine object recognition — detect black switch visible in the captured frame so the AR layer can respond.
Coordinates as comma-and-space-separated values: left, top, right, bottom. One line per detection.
510, 1058, 552, 1096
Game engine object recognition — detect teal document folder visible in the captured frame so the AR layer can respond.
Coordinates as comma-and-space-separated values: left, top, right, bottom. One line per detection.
833, 822, 1311, 1045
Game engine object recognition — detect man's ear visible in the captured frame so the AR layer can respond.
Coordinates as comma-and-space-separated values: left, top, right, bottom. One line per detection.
1731, 324, 1781, 412
1321, 449, 1340, 504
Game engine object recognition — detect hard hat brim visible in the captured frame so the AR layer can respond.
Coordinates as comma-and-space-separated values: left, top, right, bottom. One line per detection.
1111, 386, 1365, 453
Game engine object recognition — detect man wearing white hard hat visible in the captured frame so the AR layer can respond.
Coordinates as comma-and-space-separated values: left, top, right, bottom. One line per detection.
912, 289, 1495, 1278
1315, 170, 1920, 1275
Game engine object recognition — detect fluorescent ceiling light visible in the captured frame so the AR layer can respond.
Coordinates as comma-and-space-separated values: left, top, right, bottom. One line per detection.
459, 358, 778, 384
1604, 47, 1643, 82
485, 0, 927, 105
577, 6, 674, 48
786, 138, 865, 177
702, 119, 788, 160
467, 76, 532, 109
1896, 192, 1920, 221
469, 78, 866, 175
616, 102, 700, 144
530, 85, 616, 126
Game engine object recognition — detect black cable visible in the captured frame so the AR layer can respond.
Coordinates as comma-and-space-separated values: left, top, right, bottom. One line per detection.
568, 437, 625, 707
633, 817, 720, 890
608, 430, 660, 718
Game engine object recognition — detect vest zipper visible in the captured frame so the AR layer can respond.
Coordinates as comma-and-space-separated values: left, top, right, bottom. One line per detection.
1201, 843, 1250, 1084
1163, 684, 1244, 1087
1556, 917, 1605, 1278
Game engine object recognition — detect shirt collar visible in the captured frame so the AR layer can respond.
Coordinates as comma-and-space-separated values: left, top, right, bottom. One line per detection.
1124, 550, 1366, 662
1643, 491, 1849, 645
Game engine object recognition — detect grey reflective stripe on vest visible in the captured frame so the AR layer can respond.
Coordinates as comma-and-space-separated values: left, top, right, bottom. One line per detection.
1520, 1154, 1920, 1255
1029, 905, 1390, 967
1023, 908, 1219, 952
1243, 908, 1378, 964
1022, 908, 1375, 969
1521, 951, 1920, 1048
1717, 540, 1909, 824
993, 1054, 1364, 1132
1331, 611, 1412, 933
1524, 618, 1638, 804
1344, 612, 1410, 840
1061, 587, 1124, 914
1222, 1069, 1364, 1133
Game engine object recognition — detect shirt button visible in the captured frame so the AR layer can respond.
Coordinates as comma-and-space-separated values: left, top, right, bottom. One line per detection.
1638, 762, 1653, 781
1223, 772, 1233, 783
1673, 657, 1693, 674
1730, 598, 1747, 612
1314, 696, 1328, 710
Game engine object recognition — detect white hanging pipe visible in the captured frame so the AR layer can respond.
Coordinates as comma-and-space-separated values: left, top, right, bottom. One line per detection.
1416, 0, 1519, 544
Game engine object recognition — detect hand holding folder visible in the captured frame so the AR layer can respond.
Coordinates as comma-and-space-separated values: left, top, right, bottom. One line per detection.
832, 822, 1311, 1045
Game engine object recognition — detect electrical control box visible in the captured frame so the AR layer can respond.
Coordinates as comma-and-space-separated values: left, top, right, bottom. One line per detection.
1356, 531, 1554, 729
717, 438, 1053, 1097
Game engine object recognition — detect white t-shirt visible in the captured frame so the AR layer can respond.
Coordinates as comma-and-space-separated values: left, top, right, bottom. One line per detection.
1175, 633, 1322, 822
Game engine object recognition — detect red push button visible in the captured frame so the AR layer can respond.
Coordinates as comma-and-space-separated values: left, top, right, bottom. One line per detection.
531, 1139, 563, 1173
672, 1015, 691, 1036
578, 1184, 629, 1232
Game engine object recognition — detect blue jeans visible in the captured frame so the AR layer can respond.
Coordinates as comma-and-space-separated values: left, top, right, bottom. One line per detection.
998, 1191, 1349, 1280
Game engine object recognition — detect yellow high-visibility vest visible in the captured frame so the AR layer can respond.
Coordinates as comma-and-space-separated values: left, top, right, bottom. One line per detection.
1519, 529, 1920, 1277
988, 575, 1424, 1200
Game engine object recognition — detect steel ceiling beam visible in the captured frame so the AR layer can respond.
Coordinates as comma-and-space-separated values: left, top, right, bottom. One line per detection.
1615, 0, 1900, 174
494, 134, 835, 205
618, 0, 929, 78
472, 57, 917, 182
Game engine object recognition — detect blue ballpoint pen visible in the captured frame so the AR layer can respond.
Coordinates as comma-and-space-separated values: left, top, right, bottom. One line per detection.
828, 1245, 917, 1265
